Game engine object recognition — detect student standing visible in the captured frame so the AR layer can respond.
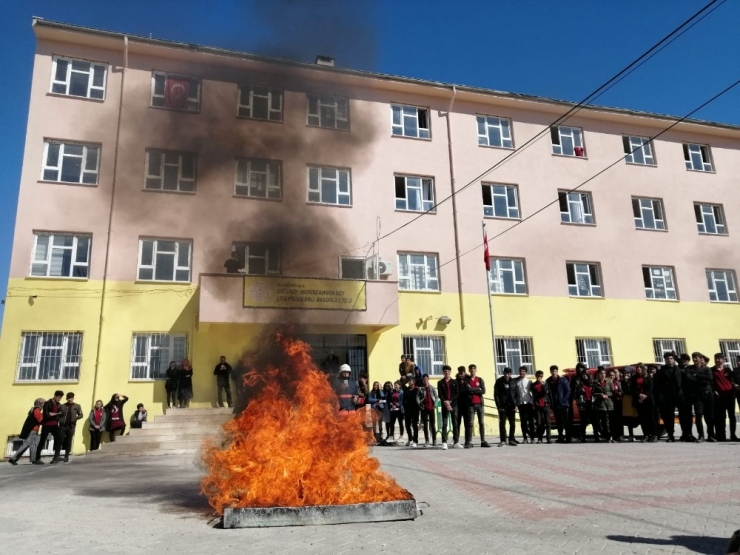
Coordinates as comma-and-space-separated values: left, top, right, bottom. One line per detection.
8, 398, 45, 465
654, 352, 683, 442
494, 367, 518, 446
58, 392, 84, 462
88, 400, 106, 451
514, 366, 535, 444
402, 379, 424, 447
105, 394, 129, 441
631, 365, 657, 442
179, 359, 194, 408
35, 390, 64, 463
456, 366, 470, 446
609, 369, 624, 441
368, 381, 385, 444
420, 375, 438, 447
213, 356, 233, 408
465, 364, 490, 448
532, 371, 552, 443
591, 368, 613, 442
165, 361, 179, 409
676, 354, 694, 441
437, 365, 460, 449
711, 353, 737, 441
389, 381, 404, 442
546, 365, 571, 443
684, 352, 715, 442
573, 369, 594, 443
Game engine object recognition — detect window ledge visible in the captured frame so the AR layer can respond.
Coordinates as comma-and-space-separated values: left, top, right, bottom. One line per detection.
46, 92, 106, 103
685, 168, 716, 174
635, 227, 668, 233
478, 144, 515, 151
391, 134, 432, 142
395, 209, 436, 215
38, 180, 98, 188
698, 232, 729, 237
398, 289, 441, 294
233, 194, 283, 202
709, 300, 739, 304
307, 202, 353, 208
236, 115, 284, 124
142, 188, 197, 196
567, 295, 604, 300
484, 215, 521, 222
560, 222, 597, 227
149, 105, 201, 114
491, 293, 529, 298
128, 379, 166, 383
552, 153, 588, 160
134, 280, 193, 286
625, 161, 658, 168
645, 298, 680, 303
24, 276, 89, 282
306, 124, 351, 133
14, 380, 80, 385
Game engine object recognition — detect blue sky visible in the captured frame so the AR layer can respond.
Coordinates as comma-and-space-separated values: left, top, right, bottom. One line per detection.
1, 0, 739, 322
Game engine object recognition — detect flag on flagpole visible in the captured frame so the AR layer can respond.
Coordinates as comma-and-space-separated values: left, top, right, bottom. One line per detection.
483, 230, 490, 271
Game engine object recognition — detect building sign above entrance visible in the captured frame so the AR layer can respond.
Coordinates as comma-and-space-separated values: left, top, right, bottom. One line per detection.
243, 276, 367, 311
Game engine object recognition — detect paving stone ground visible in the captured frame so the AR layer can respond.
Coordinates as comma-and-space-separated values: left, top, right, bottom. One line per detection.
0, 439, 738, 554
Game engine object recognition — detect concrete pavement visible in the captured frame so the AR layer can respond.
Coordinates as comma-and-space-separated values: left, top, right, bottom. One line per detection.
0, 440, 738, 554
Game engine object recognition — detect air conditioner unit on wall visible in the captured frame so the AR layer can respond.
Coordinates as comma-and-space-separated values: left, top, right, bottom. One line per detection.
378, 260, 393, 276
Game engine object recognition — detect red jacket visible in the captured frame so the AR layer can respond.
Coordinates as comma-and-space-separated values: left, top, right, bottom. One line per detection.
712, 367, 735, 398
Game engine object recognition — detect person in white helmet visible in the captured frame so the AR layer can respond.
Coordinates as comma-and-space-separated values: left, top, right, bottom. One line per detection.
334, 364, 359, 413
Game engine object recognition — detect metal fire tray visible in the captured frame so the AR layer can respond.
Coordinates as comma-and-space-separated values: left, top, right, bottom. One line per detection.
222, 499, 418, 528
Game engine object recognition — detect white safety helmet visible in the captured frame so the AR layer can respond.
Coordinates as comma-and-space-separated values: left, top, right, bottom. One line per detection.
339, 364, 351, 375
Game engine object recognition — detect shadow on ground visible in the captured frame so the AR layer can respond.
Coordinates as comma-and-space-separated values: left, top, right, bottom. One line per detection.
607, 534, 729, 555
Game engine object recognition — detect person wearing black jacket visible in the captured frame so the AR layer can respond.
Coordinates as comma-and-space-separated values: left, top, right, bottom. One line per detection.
494, 367, 518, 446
213, 356, 233, 408
592, 368, 613, 442
531, 371, 552, 443
455, 366, 469, 446
654, 352, 683, 442
35, 390, 65, 463
546, 365, 571, 443
437, 365, 460, 449
165, 361, 179, 409
402, 380, 425, 447
631, 364, 657, 442
465, 364, 490, 448
58, 392, 84, 462
684, 352, 716, 442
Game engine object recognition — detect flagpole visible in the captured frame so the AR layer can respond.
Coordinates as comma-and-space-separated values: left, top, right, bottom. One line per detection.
482, 221, 497, 375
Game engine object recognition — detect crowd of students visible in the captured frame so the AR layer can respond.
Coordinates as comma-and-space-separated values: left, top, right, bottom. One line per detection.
333, 351, 740, 448
7, 391, 148, 465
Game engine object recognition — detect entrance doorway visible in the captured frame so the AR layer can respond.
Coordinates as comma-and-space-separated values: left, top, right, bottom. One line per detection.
297, 334, 367, 382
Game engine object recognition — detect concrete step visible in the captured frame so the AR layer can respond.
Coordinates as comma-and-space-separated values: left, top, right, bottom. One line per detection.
106, 433, 217, 444
140, 422, 227, 432
164, 408, 233, 418
133, 427, 219, 438
89, 447, 199, 458
147, 414, 232, 424
101, 439, 206, 452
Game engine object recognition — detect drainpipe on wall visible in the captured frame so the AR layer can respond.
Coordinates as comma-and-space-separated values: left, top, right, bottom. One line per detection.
90, 36, 128, 408
445, 86, 465, 329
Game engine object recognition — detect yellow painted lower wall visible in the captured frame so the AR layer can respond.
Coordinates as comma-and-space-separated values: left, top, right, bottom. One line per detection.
0, 278, 738, 455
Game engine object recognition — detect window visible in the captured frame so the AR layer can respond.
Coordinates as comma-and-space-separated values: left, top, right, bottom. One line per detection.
551, 125, 585, 157
232, 242, 280, 275
402, 336, 446, 377
643, 266, 677, 300
694, 203, 727, 235
42, 141, 100, 185
719, 340, 740, 369
145, 150, 196, 193
307, 94, 349, 130
482, 183, 519, 219
237, 84, 283, 121
391, 104, 430, 139
31, 233, 90, 278
308, 166, 351, 206
489, 258, 526, 294
567, 262, 602, 297
576, 338, 613, 368
151, 72, 201, 112
477, 115, 513, 148
137, 239, 191, 282
398, 253, 439, 292
652, 339, 687, 363
130, 333, 187, 380
706, 269, 738, 302
623, 136, 656, 166
632, 198, 666, 230
16, 332, 82, 382
395, 175, 435, 212
683, 143, 713, 172
50, 56, 107, 99
235, 158, 282, 199
559, 191, 594, 224
340, 256, 376, 280
495, 337, 534, 376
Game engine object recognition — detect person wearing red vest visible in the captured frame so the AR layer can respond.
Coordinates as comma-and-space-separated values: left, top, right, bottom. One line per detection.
464, 364, 490, 448
712, 353, 738, 441
35, 390, 64, 463
8, 398, 45, 465
420, 374, 438, 447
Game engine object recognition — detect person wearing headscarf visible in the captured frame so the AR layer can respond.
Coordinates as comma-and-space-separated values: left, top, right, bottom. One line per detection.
8, 398, 45, 465
178, 359, 194, 409
105, 393, 129, 442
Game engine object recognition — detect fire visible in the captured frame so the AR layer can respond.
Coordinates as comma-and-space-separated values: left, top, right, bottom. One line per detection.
201, 332, 412, 514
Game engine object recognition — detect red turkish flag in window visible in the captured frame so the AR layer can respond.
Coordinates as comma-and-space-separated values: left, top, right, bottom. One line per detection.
483, 231, 491, 271
165, 77, 191, 110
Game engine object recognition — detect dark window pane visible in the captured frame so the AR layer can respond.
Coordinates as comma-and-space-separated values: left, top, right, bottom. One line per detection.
46, 143, 60, 167
566, 264, 575, 285
140, 241, 153, 266
622, 136, 631, 155
85, 148, 99, 171
69, 71, 89, 97
252, 96, 269, 120
76, 237, 90, 263
482, 186, 492, 207
550, 127, 560, 145
92, 65, 106, 87
642, 268, 651, 288
54, 59, 68, 82
155, 253, 175, 281
632, 198, 641, 218
61, 156, 82, 182
558, 192, 568, 213
395, 176, 406, 199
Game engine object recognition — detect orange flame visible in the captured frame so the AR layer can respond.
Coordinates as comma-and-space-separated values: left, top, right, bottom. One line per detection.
201, 332, 412, 514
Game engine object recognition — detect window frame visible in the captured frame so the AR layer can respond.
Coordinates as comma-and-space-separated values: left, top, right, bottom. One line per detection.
476, 114, 514, 149
706, 269, 739, 303
15, 332, 83, 383
401, 335, 446, 377
632, 197, 666, 231
137, 238, 192, 283
694, 203, 727, 235
559, 190, 595, 225
307, 165, 352, 206
575, 338, 613, 368
130, 333, 188, 381
231, 242, 281, 276
49, 55, 108, 100
306, 93, 350, 130
652, 339, 687, 363
30, 233, 91, 279
683, 143, 714, 172
145, 149, 197, 193
41, 140, 101, 185
237, 84, 283, 122
397, 252, 440, 292
391, 104, 431, 139
566, 262, 603, 298
642, 266, 678, 301
150, 71, 201, 112
482, 183, 520, 219
551, 125, 586, 157
395, 174, 436, 213
623, 135, 656, 166
495, 337, 535, 376
719, 340, 740, 369
489, 258, 527, 295
234, 158, 282, 200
